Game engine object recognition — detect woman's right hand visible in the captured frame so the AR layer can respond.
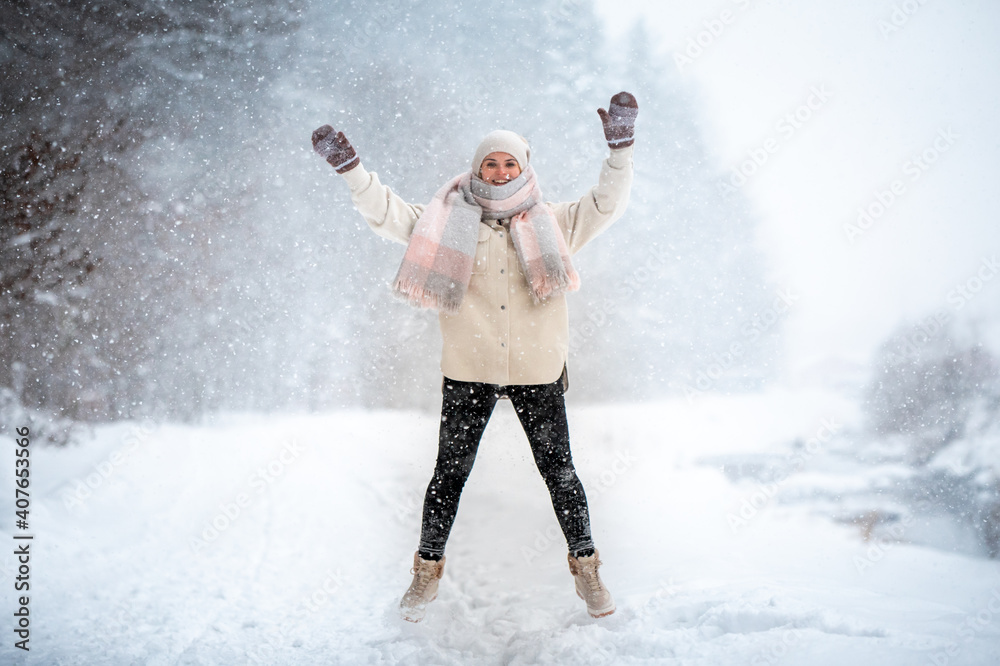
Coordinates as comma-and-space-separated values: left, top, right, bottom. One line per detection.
312, 125, 360, 173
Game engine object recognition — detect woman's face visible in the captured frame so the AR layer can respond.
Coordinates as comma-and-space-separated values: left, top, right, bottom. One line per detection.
479, 152, 522, 185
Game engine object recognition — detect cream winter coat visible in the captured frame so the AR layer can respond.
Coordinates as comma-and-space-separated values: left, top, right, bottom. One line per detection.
341, 145, 634, 385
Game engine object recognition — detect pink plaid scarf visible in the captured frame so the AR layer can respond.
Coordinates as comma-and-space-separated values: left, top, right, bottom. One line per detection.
393, 166, 580, 313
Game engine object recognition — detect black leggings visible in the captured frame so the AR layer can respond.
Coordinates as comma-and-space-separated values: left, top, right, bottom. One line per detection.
418, 377, 595, 559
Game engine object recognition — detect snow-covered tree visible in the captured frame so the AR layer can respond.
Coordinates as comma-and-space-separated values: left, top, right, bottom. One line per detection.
863, 320, 1000, 556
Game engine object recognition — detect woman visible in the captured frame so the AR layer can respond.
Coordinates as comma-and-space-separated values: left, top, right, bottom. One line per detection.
311, 91, 637, 621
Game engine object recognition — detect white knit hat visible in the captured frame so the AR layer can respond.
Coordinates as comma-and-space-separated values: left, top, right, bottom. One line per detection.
471, 130, 530, 174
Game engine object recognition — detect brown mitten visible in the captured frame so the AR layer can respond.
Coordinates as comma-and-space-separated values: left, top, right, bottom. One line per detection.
597, 92, 638, 148
311, 124, 360, 173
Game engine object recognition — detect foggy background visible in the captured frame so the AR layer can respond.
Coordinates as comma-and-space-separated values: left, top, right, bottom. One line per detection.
2, 0, 783, 424
598, 0, 1000, 380
2, 0, 998, 556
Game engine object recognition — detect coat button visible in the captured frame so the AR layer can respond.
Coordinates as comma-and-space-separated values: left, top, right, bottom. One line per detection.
501, 305, 506, 310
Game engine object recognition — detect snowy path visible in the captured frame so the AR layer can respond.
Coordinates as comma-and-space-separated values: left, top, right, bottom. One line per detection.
3, 390, 1000, 664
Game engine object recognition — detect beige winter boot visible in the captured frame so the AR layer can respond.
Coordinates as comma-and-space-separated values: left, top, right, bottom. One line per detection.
567, 550, 615, 617
399, 552, 446, 622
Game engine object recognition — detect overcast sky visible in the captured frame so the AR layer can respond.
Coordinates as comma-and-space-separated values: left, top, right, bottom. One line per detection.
593, 0, 1000, 384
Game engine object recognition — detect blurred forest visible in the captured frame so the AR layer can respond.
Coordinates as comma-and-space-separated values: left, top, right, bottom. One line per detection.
1, 0, 780, 429
862, 319, 1000, 557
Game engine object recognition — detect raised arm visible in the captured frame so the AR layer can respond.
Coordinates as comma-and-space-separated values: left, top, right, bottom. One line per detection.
312, 124, 423, 245
551, 92, 638, 254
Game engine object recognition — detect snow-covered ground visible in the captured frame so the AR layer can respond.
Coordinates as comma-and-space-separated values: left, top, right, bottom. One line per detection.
3, 388, 999, 665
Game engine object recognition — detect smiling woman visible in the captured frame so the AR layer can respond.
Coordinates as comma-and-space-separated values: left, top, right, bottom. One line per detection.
311, 91, 638, 622
479, 151, 522, 185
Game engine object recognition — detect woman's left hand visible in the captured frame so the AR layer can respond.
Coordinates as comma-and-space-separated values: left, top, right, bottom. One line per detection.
597, 92, 638, 148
